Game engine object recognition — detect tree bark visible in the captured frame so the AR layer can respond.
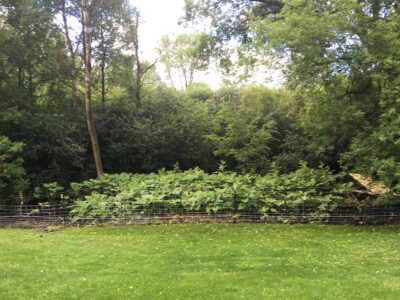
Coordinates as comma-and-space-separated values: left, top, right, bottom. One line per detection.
132, 13, 142, 108
61, 0, 80, 127
128, 11, 156, 106
81, 0, 104, 177
100, 27, 106, 104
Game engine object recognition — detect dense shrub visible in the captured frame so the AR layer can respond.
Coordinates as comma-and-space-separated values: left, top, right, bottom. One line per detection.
69, 164, 353, 221
0, 136, 28, 205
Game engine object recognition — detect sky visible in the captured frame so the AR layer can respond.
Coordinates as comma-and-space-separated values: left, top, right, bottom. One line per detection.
131, 0, 186, 62
131, 0, 224, 89
130, 0, 283, 89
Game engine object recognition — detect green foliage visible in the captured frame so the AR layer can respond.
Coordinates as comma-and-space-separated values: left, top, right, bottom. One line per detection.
207, 86, 290, 173
183, 0, 283, 68
184, 83, 214, 102
1, 0, 399, 205
341, 78, 400, 190
69, 165, 352, 221
96, 88, 216, 173
183, 0, 400, 188
158, 32, 214, 88
0, 0, 84, 186
33, 182, 65, 204
0, 136, 27, 204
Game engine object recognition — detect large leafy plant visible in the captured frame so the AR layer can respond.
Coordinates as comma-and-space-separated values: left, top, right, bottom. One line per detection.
69, 164, 353, 222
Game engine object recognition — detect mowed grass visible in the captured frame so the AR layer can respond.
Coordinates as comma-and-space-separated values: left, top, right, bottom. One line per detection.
0, 224, 399, 300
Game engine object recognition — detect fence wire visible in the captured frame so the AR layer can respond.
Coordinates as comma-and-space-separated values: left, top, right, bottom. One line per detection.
1, 203, 400, 227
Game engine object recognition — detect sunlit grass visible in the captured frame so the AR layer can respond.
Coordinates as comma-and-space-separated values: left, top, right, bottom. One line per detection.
0, 224, 399, 299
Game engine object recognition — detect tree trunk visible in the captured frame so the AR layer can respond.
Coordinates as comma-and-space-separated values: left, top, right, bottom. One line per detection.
128, 11, 155, 105
166, 67, 175, 89
27, 62, 34, 96
101, 62, 106, 104
61, 0, 80, 128
100, 27, 106, 104
132, 13, 142, 108
371, 0, 380, 20
18, 65, 23, 88
81, 0, 104, 177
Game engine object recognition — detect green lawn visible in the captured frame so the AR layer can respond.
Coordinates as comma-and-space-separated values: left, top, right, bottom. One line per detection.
0, 224, 399, 299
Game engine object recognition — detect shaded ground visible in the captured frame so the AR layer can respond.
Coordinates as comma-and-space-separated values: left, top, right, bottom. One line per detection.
0, 224, 399, 299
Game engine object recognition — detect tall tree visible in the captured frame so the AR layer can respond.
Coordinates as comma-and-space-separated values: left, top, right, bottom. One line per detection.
0, 0, 85, 184
80, 0, 104, 177
123, 9, 156, 107
92, 0, 126, 104
158, 33, 213, 89
60, 0, 81, 126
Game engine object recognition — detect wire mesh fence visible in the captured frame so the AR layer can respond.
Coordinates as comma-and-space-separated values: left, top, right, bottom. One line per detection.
0, 205, 69, 227
1, 203, 400, 227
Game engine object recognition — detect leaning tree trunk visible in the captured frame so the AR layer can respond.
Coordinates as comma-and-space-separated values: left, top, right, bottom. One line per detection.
81, 0, 104, 177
